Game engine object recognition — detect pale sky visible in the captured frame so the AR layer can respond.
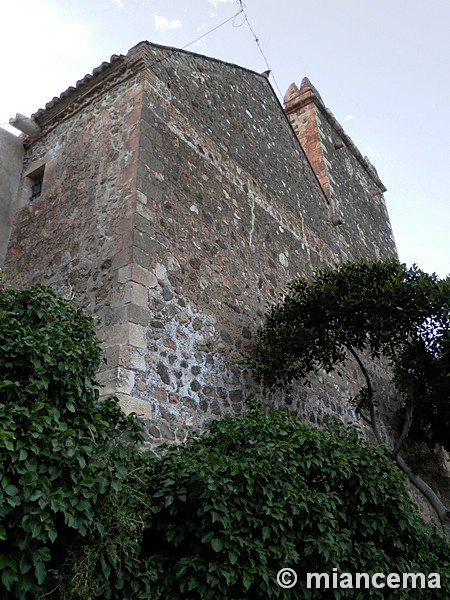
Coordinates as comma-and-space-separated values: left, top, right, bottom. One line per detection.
1, 0, 449, 278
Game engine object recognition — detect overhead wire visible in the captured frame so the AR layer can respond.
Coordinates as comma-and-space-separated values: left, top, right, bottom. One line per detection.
146, 6, 244, 71
1, 3, 284, 125
234, 1, 284, 99
182, 7, 243, 52
148, 0, 284, 100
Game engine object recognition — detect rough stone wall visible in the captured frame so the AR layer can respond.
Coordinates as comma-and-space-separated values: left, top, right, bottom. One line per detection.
3, 42, 398, 446
3, 54, 149, 418
0, 129, 24, 265
109, 43, 398, 444
284, 78, 397, 262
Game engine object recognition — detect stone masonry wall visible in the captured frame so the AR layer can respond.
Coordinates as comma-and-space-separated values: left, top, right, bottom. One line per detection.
4, 42, 398, 447
110, 43, 398, 444
4, 55, 149, 419
0, 129, 24, 265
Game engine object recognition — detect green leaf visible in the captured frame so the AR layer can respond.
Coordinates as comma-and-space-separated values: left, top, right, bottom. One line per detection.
4, 484, 19, 496
34, 560, 47, 585
211, 538, 224, 552
2, 566, 18, 592
111, 479, 122, 492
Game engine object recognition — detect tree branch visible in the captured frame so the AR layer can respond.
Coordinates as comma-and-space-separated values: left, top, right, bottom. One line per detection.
348, 346, 373, 396
394, 453, 450, 537
392, 400, 413, 458
358, 412, 372, 427
345, 349, 450, 536
348, 346, 384, 445
367, 400, 384, 446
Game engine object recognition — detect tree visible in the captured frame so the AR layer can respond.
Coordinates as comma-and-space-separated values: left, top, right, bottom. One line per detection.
139, 402, 450, 598
249, 259, 450, 536
0, 285, 152, 599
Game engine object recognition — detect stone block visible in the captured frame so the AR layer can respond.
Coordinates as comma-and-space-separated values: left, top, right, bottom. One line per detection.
116, 394, 153, 419
130, 263, 155, 286
97, 367, 119, 396
135, 200, 154, 222
102, 323, 130, 347
112, 247, 133, 270
111, 282, 148, 307
103, 344, 121, 368
130, 282, 148, 306
133, 229, 159, 253
135, 212, 154, 235
111, 304, 150, 327
119, 345, 146, 371
117, 263, 157, 288
116, 367, 136, 395
126, 303, 151, 326
129, 322, 146, 348
133, 247, 151, 269
117, 264, 132, 284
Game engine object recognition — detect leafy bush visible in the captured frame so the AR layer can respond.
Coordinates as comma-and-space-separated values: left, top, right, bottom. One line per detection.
0, 285, 151, 599
2, 282, 449, 599
140, 403, 450, 599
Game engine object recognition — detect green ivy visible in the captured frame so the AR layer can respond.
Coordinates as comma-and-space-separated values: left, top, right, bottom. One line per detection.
140, 402, 450, 599
3, 282, 449, 599
0, 286, 153, 599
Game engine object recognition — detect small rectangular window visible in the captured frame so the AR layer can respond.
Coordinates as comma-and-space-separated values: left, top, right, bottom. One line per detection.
29, 168, 44, 201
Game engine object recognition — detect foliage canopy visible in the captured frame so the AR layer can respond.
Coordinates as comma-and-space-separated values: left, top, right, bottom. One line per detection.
249, 259, 450, 450
2, 277, 450, 598
141, 403, 450, 599
0, 285, 151, 599
249, 259, 450, 535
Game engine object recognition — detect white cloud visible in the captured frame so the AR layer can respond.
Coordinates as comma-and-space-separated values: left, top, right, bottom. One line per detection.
153, 14, 182, 32
110, 0, 125, 8
208, 0, 235, 6
343, 114, 354, 122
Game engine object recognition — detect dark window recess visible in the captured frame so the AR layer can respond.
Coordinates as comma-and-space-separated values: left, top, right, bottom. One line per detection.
29, 170, 44, 201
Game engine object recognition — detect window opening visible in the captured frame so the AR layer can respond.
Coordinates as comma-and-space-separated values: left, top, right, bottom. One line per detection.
29, 168, 44, 201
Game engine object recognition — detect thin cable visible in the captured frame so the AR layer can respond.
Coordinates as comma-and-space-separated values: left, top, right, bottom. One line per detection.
144, 7, 243, 72
182, 7, 243, 52
239, 6, 284, 99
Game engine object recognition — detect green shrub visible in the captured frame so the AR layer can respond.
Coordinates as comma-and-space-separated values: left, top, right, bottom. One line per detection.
0, 286, 151, 599
2, 284, 449, 599
141, 403, 450, 599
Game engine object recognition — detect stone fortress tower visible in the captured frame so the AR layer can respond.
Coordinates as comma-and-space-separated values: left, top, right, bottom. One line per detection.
0, 41, 397, 444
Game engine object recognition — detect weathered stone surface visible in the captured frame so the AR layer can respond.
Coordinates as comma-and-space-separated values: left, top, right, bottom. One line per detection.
0, 129, 25, 264
2, 41, 398, 450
